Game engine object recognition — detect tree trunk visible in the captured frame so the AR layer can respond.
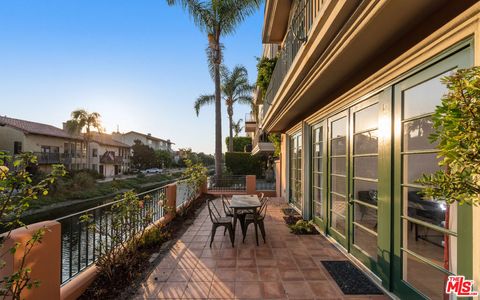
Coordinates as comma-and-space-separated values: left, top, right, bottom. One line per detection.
228, 103, 234, 152
213, 45, 223, 178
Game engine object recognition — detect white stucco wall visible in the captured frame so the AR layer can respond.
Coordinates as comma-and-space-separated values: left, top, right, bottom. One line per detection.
0, 126, 25, 153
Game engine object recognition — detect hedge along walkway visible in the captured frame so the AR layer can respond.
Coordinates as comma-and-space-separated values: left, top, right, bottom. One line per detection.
135, 197, 389, 299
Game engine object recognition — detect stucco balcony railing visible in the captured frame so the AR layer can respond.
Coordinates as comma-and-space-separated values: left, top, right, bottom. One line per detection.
245, 113, 257, 133
251, 128, 275, 155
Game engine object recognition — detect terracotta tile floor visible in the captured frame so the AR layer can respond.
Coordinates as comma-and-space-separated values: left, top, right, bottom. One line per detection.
136, 197, 389, 299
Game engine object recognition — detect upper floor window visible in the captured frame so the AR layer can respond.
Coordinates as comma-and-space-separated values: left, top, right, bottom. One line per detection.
92, 148, 98, 157
14, 141, 22, 154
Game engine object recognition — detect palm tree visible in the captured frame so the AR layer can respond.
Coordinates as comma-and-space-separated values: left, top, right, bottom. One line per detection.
167, 0, 261, 176
65, 109, 103, 169
232, 119, 244, 137
194, 65, 253, 152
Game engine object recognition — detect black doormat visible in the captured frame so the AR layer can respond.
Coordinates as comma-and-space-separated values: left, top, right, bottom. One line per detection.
321, 261, 383, 295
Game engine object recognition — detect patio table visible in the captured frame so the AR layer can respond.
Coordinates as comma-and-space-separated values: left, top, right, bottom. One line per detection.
230, 194, 261, 245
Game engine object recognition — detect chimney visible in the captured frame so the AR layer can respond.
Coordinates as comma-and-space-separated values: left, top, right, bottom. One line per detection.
62, 122, 67, 131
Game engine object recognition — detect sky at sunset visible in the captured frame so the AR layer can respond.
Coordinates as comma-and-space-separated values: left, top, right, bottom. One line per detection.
0, 1, 264, 154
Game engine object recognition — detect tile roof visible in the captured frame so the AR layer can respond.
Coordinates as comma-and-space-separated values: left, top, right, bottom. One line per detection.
0, 115, 80, 140
124, 131, 174, 144
90, 132, 130, 148
0, 116, 130, 148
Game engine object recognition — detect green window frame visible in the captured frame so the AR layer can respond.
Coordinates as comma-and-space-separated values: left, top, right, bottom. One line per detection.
311, 122, 326, 224
289, 132, 303, 209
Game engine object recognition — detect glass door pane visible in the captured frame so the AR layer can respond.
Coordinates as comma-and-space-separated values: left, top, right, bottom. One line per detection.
289, 133, 302, 209
329, 115, 347, 237
352, 102, 379, 261
312, 124, 324, 220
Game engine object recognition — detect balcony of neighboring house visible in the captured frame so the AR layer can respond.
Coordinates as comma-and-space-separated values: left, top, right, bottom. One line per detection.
99, 151, 115, 164
114, 155, 124, 164
33, 152, 61, 164
244, 112, 257, 133
61, 152, 86, 164
251, 128, 274, 156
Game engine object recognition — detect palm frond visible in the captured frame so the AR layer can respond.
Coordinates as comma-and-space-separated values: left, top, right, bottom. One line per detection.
237, 95, 253, 105
218, 0, 262, 35
194, 94, 215, 116
206, 44, 225, 80
65, 120, 81, 134
167, 0, 213, 33
232, 118, 244, 136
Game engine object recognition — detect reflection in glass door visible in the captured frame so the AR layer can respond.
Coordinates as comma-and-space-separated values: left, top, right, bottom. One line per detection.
329, 113, 348, 243
351, 100, 379, 262
289, 133, 302, 210
312, 123, 325, 225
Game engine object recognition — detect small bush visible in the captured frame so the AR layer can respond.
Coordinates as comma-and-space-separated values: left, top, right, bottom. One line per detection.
71, 171, 96, 189
288, 220, 319, 235
140, 225, 171, 250
81, 191, 155, 287
69, 168, 104, 180
283, 215, 302, 225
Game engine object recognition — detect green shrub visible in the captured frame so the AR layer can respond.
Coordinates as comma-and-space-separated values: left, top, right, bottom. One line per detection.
268, 133, 281, 157
69, 168, 104, 180
256, 56, 277, 98
141, 226, 170, 249
417, 67, 480, 205
71, 171, 96, 189
225, 136, 252, 152
225, 152, 262, 177
288, 220, 318, 235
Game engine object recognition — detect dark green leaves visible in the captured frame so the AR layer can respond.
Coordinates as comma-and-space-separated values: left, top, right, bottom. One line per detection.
417, 67, 480, 205
256, 56, 277, 98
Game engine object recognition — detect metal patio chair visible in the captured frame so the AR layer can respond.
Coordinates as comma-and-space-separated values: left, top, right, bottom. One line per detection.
207, 198, 234, 247
242, 197, 268, 246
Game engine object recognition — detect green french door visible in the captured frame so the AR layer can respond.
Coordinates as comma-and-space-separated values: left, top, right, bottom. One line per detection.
392, 46, 472, 299
323, 94, 388, 282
